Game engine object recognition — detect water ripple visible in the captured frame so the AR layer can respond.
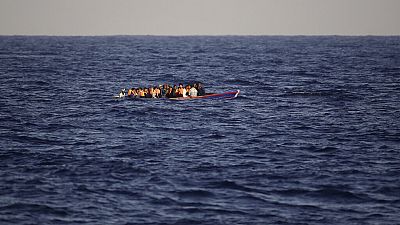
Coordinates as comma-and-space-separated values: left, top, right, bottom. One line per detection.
1, 36, 399, 224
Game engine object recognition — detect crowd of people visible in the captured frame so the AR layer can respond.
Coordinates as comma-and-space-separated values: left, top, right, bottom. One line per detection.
119, 82, 206, 98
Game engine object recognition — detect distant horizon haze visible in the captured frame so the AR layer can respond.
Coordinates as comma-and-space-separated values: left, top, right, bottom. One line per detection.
1, 0, 400, 36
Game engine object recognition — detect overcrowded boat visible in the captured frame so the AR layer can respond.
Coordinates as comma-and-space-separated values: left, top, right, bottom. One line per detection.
114, 82, 240, 100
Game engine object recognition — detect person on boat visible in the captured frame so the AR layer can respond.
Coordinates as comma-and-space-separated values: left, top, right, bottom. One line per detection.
177, 84, 183, 97
172, 85, 177, 97
138, 88, 145, 98
154, 86, 161, 98
166, 87, 173, 98
153, 86, 157, 98
129, 88, 135, 98
162, 84, 168, 97
185, 85, 191, 97
159, 85, 164, 97
171, 86, 177, 98
189, 85, 198, 97
197, 82, 205, 96
179, 83, 188, 97
128, 88, 135, 97
119, 88, 126, 98
143, 88, 150, 98
149, 87, 154, 98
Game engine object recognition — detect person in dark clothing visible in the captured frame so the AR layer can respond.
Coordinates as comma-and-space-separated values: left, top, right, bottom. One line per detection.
172, 85, 178, 97
161, 84, 168, 97
197, 82, 205, 96
144, 88, 151, 98
166, 87, 174, 98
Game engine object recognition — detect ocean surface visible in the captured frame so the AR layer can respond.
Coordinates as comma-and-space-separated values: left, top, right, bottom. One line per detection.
0, 36, 399, 225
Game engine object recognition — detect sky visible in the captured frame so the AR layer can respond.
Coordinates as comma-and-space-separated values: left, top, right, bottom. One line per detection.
0, 0, 399, 36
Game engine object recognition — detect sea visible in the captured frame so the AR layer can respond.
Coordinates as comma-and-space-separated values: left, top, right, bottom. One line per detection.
0, 36, 399, 225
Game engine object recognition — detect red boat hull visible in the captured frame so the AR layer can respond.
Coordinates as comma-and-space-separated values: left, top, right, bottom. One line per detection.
170, 90, 240, 100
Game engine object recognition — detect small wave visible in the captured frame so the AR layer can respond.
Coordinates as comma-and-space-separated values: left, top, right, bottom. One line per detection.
206, 133, 226, 139
46, 122, 78, 131
284, 90, 330, 96
282, 88, 355, 100
224, 78, 254, 86
2, 35, 400, 225
302, 145, 339, 154
31, 80, 51, 86
168, 218, 204, 225
10, 134, 63, 145
275, 188, 313, 196
207, 180, 254, 193
114, 151, 143, 158
176, 189, 215, 199
0, 115, 22, 125
0, 202, 69, 217
172, 205, 250, 217
308, 186, 368, 203
373, 185, 400, 198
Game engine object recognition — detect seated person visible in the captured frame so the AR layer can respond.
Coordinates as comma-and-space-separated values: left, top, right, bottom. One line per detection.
189, 85, 198, 97
197, 83, 205, 96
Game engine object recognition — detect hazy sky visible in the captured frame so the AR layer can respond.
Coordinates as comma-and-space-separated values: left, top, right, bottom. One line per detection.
1, 0, 399, 35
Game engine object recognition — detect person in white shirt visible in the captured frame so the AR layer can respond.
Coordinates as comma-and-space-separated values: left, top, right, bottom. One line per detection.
178, 83, 187, 97
119, 88, 126, 98
189, 86, 198, 97
182, 87, 187, 97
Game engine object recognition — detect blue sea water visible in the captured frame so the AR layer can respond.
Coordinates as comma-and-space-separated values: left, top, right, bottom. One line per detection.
0, 36, 399, 225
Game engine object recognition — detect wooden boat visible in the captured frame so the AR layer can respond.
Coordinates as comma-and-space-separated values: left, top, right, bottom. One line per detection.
169, 90, 240, 100
114, 90, 240, 100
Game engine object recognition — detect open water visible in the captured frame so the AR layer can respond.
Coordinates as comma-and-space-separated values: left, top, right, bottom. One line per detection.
0, 36, 400, 225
